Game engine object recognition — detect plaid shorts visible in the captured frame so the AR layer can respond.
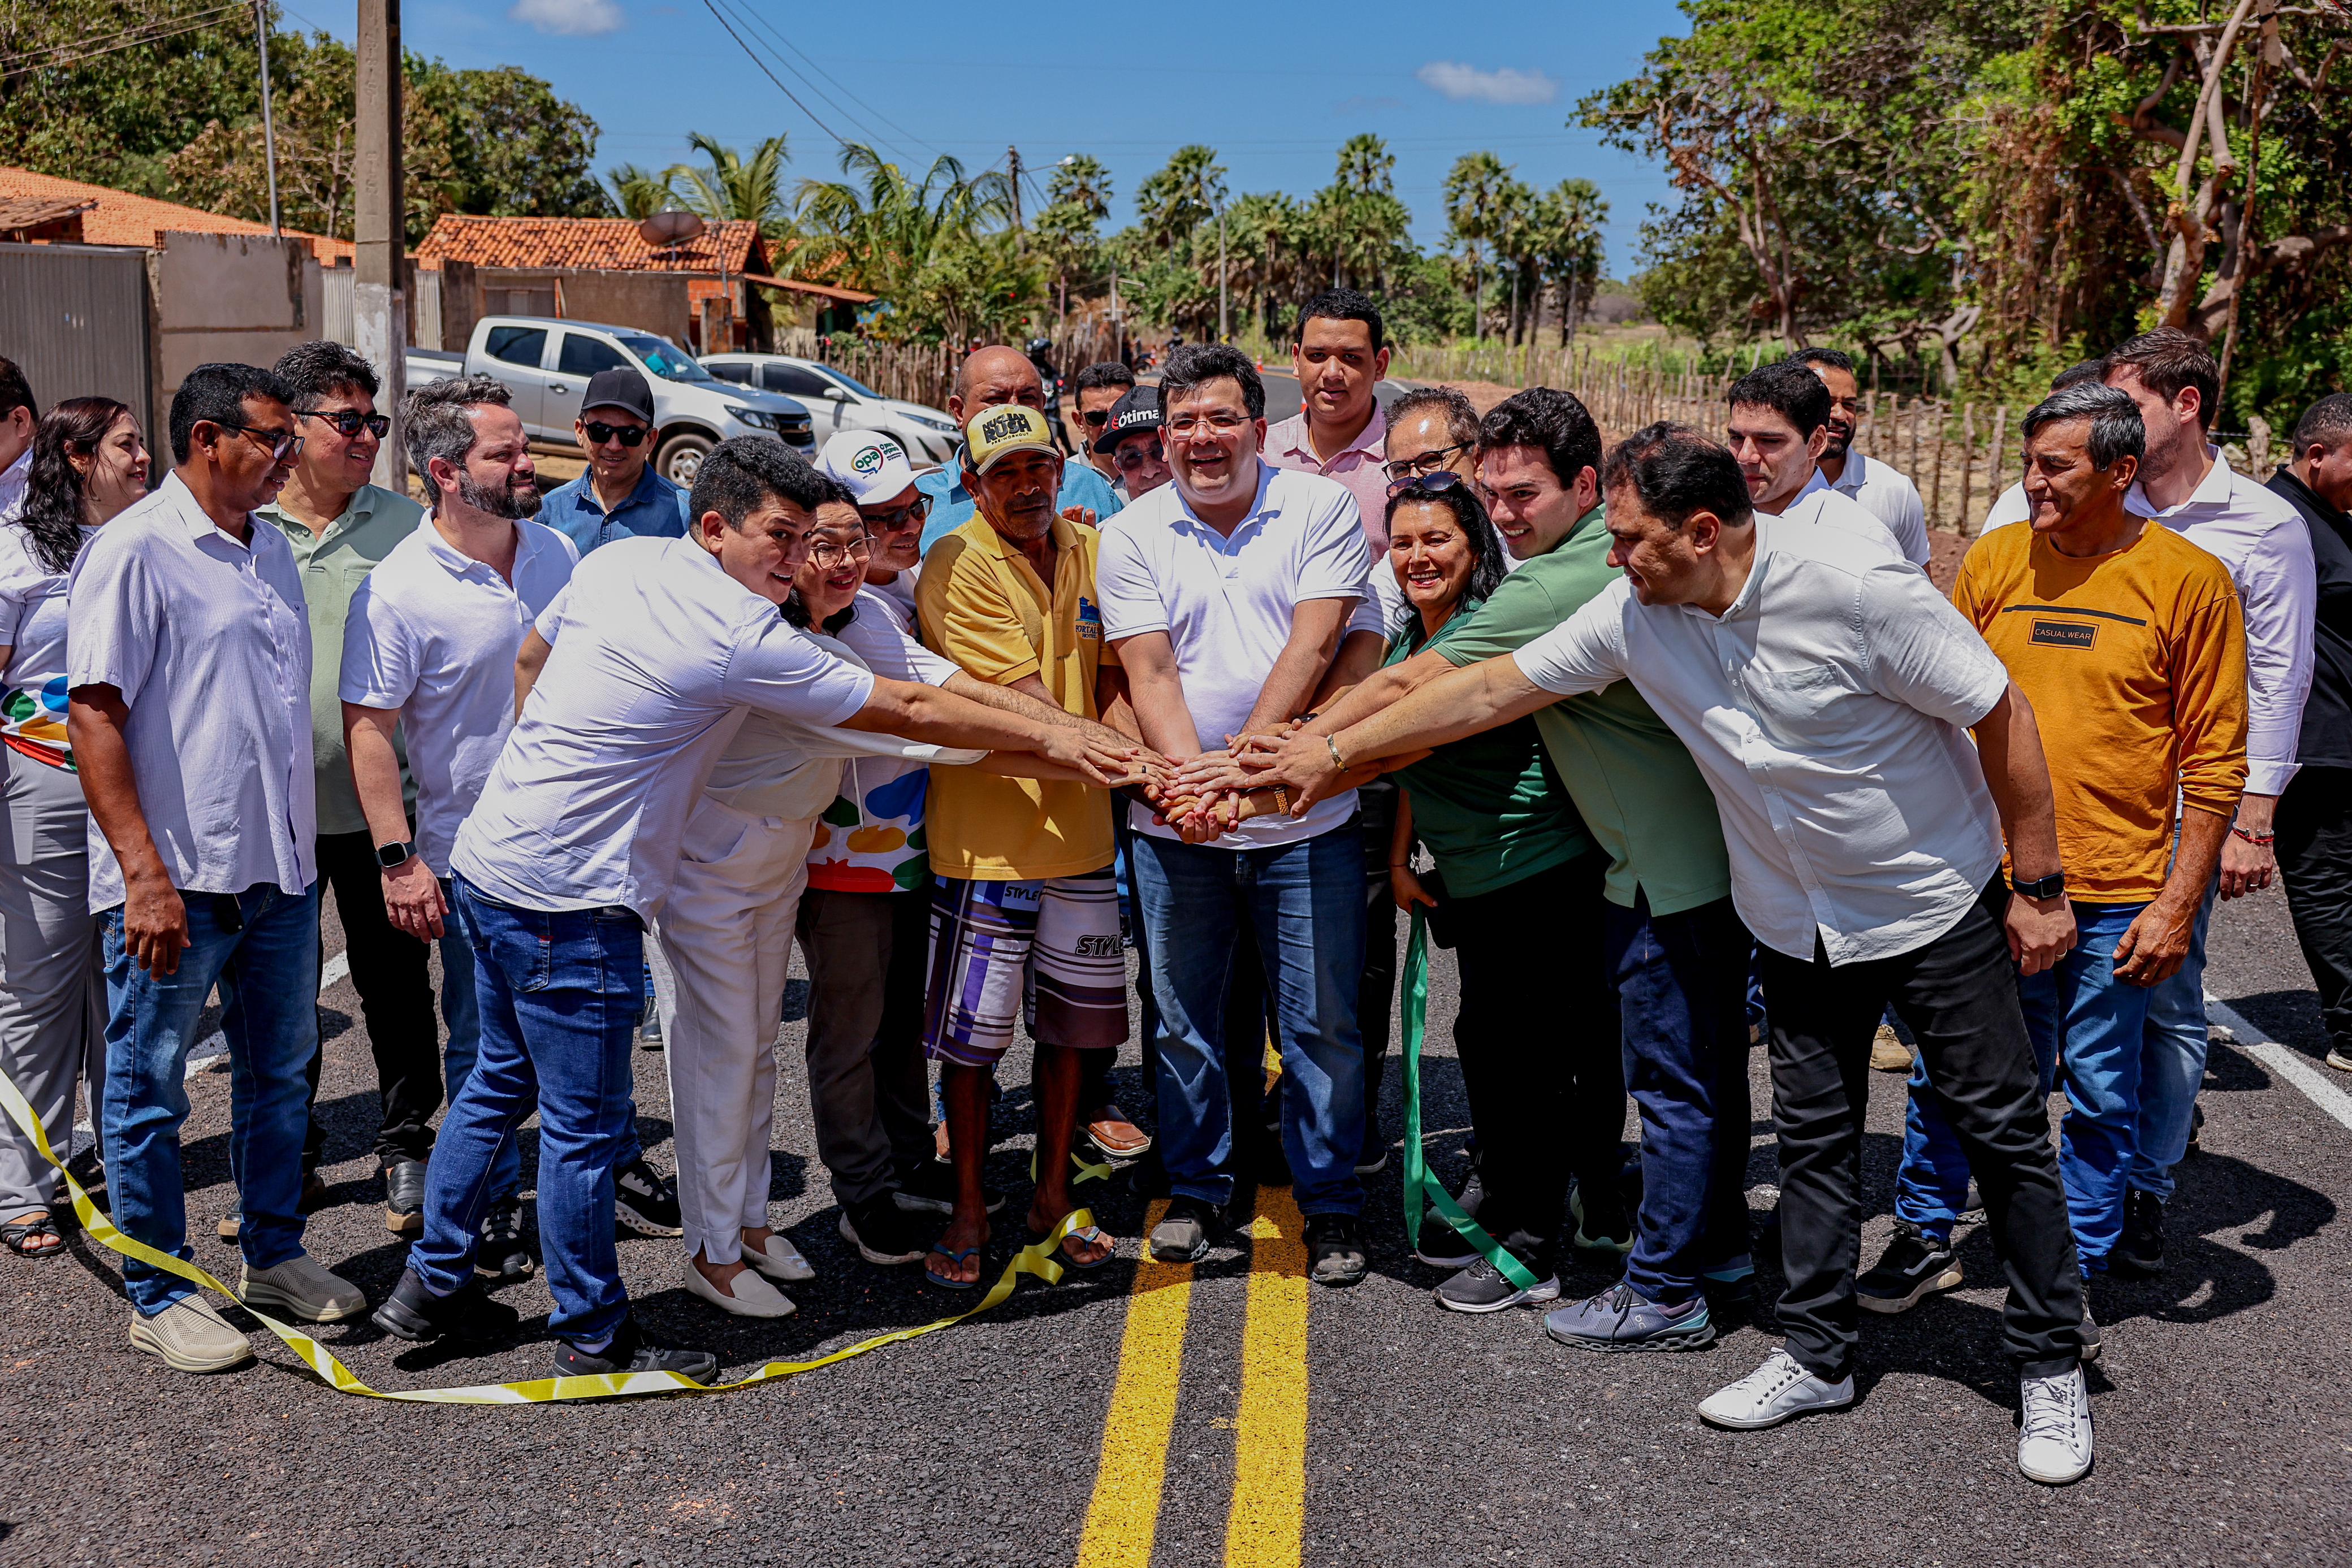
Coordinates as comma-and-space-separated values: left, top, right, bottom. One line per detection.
920, 870, 1130, 1066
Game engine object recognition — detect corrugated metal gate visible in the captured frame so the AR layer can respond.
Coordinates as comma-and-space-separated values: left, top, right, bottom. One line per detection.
0, 242, 153, 434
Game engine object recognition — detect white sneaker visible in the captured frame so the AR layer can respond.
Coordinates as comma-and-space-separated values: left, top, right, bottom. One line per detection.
239, 1253, 366, 1323
683, 1259, 797, 1319
744, 1230, 815, 1283
2018, 1364, 2094, 1483
127, 1296, 253, 1373
1697, 1348, 1856, 1430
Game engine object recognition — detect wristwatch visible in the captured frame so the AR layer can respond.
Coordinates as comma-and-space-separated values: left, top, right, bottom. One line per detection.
375, 840, 417, 870
2011, 870, 2065, 901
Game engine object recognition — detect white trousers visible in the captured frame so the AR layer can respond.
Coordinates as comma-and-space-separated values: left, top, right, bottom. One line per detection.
649, 803, 815, 1267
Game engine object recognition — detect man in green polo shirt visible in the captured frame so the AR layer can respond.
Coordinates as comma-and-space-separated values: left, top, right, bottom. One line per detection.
1260, 389, 1756, 1352
254, 341, 434, 1236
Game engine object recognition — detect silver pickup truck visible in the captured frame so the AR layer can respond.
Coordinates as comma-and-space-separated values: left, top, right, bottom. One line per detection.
405, 315, 814, 486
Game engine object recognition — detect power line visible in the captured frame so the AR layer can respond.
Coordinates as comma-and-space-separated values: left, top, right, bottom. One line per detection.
1, 3, 248, 71
728, 1, 940, 159
698, 0, 846, 146
708, 0, 897, 154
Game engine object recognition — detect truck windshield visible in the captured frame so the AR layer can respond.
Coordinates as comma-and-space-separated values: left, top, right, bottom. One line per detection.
619, 335, 715, 383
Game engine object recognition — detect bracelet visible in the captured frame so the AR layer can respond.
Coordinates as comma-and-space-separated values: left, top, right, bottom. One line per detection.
1325, 735, 1346, 773
2230, 825, 2276, 846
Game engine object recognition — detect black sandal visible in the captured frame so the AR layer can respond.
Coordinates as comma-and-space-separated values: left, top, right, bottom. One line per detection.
1, 1212, 63, 1257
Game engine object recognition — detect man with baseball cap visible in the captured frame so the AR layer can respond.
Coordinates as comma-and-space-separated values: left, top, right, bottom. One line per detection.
1095, 386, 1170, 502
540, 366, 691, 557
818, 430, 927, 620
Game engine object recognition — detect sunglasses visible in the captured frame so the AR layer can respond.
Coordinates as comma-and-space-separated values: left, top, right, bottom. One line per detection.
581, 421, 648, 447
298, 408, 390, 439
214, 422, 304, 461
1385, 469, 1470, 500
1079, 408, 1114, 427
861, 493, 931, 531
1381, 441, 1473, 483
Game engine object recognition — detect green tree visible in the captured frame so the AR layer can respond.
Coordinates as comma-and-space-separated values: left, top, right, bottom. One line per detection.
1136, 144, 1227, 253
604, 164, 677, 220
1529, 179, 1609, 344
1443, 151, 1512, 338
664, 132, 794, 246
796, 142, 1027, 338
416, 63, 608, 219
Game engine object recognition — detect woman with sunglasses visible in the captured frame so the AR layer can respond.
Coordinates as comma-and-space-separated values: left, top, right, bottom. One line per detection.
1374, 478, 1619, 1316
0, 398, 149, 1258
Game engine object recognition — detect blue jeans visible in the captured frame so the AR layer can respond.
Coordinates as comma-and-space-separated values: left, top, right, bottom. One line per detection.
434, 878, 519, 1204
1894, 900, 2152, 1271
1606, 894, 1754, 1304
412, 877, 642, 1342
101, 881, 322, 1315
2133, 874, 2217, 1200
1132, 823, 1367, 1216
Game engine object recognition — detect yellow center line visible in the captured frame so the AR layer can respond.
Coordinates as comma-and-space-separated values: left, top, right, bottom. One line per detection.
1076, 1198, 1195, 1568
1224, 1185, 1308, 1568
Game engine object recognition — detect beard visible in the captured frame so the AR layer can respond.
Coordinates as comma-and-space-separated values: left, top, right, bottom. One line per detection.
457, 466, 541, 520
1820, 423, 1853, 462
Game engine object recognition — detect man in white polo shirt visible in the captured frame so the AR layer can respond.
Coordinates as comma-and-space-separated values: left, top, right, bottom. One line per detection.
340, 376, 579, 1291
1097, 343, 1377, 1286
69, 362, 366, 1375
371, 436, 1123, 1379
1287, 425, 2094, 1484
1793, 347, 1930, 568
1724, 361, 1906, 560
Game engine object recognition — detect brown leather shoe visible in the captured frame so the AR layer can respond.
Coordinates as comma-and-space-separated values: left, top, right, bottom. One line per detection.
1083, 1104, 1152, 1159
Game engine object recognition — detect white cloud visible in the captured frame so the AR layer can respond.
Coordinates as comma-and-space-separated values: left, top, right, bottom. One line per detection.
509, 0, 624, 36
1415, 61, 1558, 106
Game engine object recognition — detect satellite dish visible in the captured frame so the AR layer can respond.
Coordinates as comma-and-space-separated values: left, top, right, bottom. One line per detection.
637, 210, 706, 247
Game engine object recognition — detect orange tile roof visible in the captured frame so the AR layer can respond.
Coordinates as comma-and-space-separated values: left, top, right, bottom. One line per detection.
415, 215, 763, 276
0, 166, 353, 262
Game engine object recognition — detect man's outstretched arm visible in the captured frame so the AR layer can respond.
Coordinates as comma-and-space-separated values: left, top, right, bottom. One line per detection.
1243, 654, 1557, 812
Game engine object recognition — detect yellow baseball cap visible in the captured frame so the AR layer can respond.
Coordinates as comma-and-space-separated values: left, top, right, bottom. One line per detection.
963, 404, 1058, 475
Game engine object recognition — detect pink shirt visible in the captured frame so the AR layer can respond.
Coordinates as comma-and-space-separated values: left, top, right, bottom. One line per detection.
1266, 403, 1389, 556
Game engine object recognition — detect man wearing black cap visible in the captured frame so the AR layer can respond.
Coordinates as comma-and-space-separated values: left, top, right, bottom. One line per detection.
1096, 386, 1170, 501
539, 366, 692, 557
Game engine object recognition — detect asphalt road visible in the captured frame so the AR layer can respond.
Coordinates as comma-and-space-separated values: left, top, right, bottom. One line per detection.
6, 878, 2350, 1567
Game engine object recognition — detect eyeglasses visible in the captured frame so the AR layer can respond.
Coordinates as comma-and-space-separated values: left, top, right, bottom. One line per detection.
1386, 469, 1469, 500
1079, 408, 1114, 427
214, 422, 304, 461
581, 421, 648, 448
859, 494, 931, 531
1114, 441, 1164, 472
1381, 442, 1473, 483
297, 408, 390, 439
808, 538, 874, 569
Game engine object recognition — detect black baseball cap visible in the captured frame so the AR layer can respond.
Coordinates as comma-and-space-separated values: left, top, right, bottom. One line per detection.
1092, 384, 1163, 454
581, 366, 655, 423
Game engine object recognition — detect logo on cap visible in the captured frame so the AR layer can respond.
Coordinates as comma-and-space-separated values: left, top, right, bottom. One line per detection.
852, 443, 887, 475
980, 409, 1030, 444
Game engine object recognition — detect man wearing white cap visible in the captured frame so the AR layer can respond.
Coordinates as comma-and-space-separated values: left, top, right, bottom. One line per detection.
819, 430, 929, 623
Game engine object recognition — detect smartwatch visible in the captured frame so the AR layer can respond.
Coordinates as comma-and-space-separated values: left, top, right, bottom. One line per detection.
2011, 870, 2065, 901
375, 840, 417, 870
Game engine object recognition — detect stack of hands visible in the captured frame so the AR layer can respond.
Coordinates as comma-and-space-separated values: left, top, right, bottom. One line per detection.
1140, 720, 1419, 844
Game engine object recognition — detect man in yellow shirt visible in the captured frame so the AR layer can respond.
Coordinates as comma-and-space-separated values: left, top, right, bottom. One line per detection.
916, 405, 1153, 1287
1865, 383, 2246, 1327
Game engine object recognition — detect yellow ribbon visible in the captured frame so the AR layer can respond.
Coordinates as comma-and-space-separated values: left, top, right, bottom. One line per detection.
0, 1065, 1090, 1404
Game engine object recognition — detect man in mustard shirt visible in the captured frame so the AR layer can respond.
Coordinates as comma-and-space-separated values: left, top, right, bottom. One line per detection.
916, 406, 1155, 1287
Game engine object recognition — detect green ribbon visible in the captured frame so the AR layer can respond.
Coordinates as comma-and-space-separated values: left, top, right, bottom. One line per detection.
1400, 906, 1542, 1292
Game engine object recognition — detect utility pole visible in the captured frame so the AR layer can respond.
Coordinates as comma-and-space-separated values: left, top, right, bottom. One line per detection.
253, 0, 280, 236
1006, 145, 1023, 231
354, 0, 407, 490
1217, 203, 1229, 343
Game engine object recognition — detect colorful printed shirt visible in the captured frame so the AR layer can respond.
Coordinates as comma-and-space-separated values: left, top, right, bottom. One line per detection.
0, 519, 94, 768
806, 587, 963, 894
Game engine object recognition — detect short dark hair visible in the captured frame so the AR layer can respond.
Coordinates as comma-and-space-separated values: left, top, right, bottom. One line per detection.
169, 362, 293, 466
1602, 423, 1754, 531
1728, 361, 1833, 438
1382, 481, 1508, 625
2021, 384, 2145, 471
1073, 361, 1135, 397
1387, 385, 1481, 452
1294, 287, 1386, 354
1478, 387, 1602, 492
1157, 343, 1265, 421
273, 340, 380, 407
2290, 392, 2352, 455
1791, 346, 1856, 376
403, 374, 511, 488
2051, 358, 2107, 393
2104, 328, 2222, 431
0, 356, 35, 423
810, 473, 862, 512
689, 436, 832, 530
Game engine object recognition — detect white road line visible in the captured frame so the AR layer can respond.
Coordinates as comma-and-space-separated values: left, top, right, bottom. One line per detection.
2205, 993, 2352, 1136
181, 950, 352, 1081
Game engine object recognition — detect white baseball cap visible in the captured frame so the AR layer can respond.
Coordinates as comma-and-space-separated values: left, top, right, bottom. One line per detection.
817, 430, 918, 505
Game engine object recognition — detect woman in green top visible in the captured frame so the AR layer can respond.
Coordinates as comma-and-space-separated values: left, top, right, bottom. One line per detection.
1377, 477, 1631, 1314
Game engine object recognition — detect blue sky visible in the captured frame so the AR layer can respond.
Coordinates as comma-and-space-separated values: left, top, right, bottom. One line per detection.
282, 0, 1691, 275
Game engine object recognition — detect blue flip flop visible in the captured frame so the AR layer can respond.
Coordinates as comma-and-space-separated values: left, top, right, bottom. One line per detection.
1029, 1220, 1114, 1272
924, 1243, 982, 1290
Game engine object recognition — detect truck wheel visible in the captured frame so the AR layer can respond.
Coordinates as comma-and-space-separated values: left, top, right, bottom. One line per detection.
656, 431, 715, 487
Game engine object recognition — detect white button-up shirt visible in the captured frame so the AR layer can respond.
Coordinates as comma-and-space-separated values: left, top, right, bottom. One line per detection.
1097, 461, 1373, 848
2128, 447, 2316, 796
1769, 469, 1908, 562
1825, 451, 1931, 568
338, 515, 581, 875
0, 447, 29, 522
449, 535, 876, 920
1511, 515, 2011, 965
68, 472, 315, 908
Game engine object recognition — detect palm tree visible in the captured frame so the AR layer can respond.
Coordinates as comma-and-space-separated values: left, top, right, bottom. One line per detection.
603, 163, 677, 220
1047, 153, 1113, 220
664, 132, 795, 246
1136, 145, 1227, 253
1334, 132, 1395, 198
1443, 151, 1511, 340
795, 142, 1018, 327
1531, 179, 1608, 344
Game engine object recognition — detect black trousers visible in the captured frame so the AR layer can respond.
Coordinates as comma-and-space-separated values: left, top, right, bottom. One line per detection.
305, 829, 441, 1167
2280, 765, 2352, 1055
1445, 852, 1622, 1271
1758, 876, 2082, 1380
1354, 784, 1400, 1158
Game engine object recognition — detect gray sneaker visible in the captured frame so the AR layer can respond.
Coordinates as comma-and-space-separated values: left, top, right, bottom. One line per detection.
238, 1253, 366, 1323
1698, 1348, 1856, 1430
1544, 1281, 1715, 1352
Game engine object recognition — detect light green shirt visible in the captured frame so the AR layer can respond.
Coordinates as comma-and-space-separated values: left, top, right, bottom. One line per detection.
256, 483, 425, 837
1432, 508, 1732, 916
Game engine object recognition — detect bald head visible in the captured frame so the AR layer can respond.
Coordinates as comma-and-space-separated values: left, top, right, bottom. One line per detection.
948, 345, 1047, 427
